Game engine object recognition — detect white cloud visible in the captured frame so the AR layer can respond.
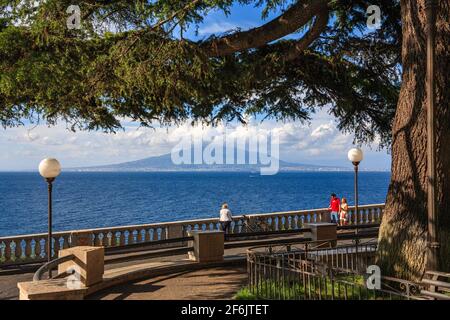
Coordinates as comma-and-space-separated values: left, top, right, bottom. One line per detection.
0, 111, 390, 170
310, 122, 335, 140
198, 22, 240, 35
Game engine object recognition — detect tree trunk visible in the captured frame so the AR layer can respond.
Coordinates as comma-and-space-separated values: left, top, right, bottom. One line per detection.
377, 0, 450, 280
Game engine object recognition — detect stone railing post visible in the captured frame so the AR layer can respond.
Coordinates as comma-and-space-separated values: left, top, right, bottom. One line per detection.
167, 224, 184, 239
69, 231, 93, 247
166, 224, 185, 247
322, 211, 332, 223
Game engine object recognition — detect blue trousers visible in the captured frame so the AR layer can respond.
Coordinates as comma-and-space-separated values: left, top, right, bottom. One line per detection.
331, 212, 339, 224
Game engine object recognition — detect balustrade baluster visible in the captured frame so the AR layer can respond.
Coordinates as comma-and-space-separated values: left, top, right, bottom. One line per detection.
293, 216, 299, 229
14, 241, 21, 261
33, 239, 39, 259
93, 233, 101, 246
62, 235, 69, 249
99, 233, 106, 246
110, 232, 117, 246
161, 228, 168, 240
231, 221, 238, 234
42, 238, 48, 259
284, 216, 290, 230
53, 237, 60, 257
150, 229, 156, 241
269, 218, 275, 231
119, 232, 126, 246
25, 239, 32, 260
137, 229, 144, 243
127, 230, 133, 244
4, 240, 11, 262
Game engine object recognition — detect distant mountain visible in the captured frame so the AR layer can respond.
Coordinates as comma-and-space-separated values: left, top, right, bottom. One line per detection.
69, 150, 349, 172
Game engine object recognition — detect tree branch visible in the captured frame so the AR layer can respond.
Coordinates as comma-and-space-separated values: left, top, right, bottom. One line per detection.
284, 7, 329, 61
200, 0, 329, 56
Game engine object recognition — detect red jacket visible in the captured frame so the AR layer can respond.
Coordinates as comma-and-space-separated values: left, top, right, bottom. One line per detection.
330, 198, 341, 212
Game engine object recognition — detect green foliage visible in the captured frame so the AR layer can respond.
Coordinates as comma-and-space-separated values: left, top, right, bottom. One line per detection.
0, 0, 401, 147
236, 274, 404, 300
234, 287, 258, 300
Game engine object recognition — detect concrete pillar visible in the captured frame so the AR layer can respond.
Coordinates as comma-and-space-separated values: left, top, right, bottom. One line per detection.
187, 230, 224, 263
304, 223, 337, 247
58, 246, 104, 286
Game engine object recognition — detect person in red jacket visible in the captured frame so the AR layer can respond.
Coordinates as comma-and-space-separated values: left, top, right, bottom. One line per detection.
328, 193, 340, 224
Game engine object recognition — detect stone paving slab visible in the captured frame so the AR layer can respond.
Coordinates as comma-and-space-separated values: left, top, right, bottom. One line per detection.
88, 266, 248, 300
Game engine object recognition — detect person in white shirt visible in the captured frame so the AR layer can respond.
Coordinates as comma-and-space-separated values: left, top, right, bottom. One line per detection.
219, 203, 233, 234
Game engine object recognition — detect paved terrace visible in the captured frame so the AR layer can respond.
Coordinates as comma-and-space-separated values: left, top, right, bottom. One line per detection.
0, 234, 369, 300
0, 241, 266, 300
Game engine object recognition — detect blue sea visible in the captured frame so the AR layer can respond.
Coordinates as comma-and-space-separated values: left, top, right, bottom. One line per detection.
0, 172, 390, 237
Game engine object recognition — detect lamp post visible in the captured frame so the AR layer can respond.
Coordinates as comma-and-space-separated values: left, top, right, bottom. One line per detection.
348, 148, 364, 243
425, 0, 440, 272
38, 158, 61, 278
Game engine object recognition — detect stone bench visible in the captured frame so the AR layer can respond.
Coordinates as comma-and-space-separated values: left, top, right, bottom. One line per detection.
18, 278, 87, 300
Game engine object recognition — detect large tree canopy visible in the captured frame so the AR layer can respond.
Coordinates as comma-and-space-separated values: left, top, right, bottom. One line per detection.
0, 0, 401, 147
1, 0, 449, 280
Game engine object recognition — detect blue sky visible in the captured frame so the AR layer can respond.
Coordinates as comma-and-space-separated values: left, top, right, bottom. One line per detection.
0, 2, 392, 171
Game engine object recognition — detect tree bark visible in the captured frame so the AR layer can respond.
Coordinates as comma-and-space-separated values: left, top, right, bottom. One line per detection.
377, 0, 450, 280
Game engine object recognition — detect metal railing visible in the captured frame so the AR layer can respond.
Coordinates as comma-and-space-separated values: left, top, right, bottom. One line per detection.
246, 238, 422, 300
33, 254, 76, 281
0, 204, 385, 267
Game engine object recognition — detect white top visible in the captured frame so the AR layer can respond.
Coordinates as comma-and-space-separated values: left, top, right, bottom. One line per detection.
219, 208, 233, 222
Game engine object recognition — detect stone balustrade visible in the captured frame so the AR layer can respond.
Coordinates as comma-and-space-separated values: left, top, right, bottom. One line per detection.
0, 203, 384, 267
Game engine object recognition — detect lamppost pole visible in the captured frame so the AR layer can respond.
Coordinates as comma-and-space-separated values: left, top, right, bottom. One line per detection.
425, 0, 439, 271
353, 161, 360, 239
348, 148, 364, 255
46, 178, 54, 277
39, 158, 61, 279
